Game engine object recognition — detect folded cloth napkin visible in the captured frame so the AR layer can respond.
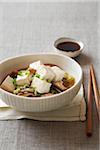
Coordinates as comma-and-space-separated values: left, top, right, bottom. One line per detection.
0, 85, 86, 121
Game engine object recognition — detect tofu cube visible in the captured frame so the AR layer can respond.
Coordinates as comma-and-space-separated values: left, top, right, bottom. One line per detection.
31, 77, 51, 93
51, 66, 65, 81
29, 61, 42, 70
1, 76, 15, 92
16, 75, 30, 86
36, 65, 55, 81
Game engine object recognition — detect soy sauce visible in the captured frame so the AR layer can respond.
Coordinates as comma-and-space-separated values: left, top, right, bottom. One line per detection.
56, 42, 80, 52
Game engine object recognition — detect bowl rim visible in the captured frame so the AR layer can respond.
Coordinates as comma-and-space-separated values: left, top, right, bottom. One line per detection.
0, 53, 82, 100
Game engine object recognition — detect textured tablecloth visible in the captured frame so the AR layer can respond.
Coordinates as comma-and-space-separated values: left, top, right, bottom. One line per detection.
0, 1, 99, 150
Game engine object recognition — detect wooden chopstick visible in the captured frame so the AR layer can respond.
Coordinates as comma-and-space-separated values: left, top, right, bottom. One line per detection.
90, 64, 100, 120
86, 68, 93, 136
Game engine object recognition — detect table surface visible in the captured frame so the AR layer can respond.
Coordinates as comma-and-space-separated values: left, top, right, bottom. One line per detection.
0, 2, 99, 150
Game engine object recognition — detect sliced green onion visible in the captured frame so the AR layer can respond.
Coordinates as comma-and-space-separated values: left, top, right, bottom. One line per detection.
16, 84, 29, 89
13, 88, 20, 94
25, 70, 30, 76
13, 78, 16, 85
47, 79, 52, 83
35, 74, 40, 78
50, 88, 59, 94
18, 70, 30, 76
18, 71, 23, 76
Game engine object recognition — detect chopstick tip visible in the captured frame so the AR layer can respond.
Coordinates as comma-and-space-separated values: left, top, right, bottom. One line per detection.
90, 64, 93, 69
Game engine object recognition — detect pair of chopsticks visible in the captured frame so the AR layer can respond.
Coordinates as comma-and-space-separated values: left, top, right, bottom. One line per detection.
86, 64, 100, 137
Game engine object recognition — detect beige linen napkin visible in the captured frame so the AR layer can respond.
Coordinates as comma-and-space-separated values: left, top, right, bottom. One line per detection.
0, 86, 86, 121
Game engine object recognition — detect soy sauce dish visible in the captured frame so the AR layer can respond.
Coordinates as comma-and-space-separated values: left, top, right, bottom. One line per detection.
0, 53, 82, 112
54, 37, 84, 58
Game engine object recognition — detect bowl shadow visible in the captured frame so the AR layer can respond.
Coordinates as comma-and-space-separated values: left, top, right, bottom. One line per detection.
74, 53, 92, 67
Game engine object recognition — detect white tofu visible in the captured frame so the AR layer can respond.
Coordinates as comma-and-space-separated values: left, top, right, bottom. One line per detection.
29, 61, 42, 70
1, 76, 15, 92
36, 65, 55, 81
31, 77, 51, 93
16, 75, 30, 86
51, 66, 65, 81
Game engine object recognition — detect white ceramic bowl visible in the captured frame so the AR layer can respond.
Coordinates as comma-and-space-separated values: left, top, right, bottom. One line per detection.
0, 53, 82, 112
54, 37, 84, 58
